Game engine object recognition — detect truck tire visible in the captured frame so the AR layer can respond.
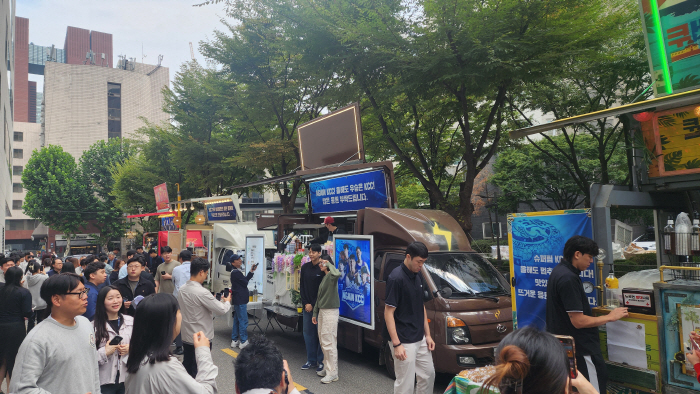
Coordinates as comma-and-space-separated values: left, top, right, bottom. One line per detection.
384, 341, 396, 379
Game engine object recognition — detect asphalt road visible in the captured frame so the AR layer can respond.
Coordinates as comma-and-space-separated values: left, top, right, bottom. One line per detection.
191, 308, 454, 394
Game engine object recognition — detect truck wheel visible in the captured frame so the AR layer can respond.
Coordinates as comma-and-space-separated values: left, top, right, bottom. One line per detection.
384, 341, 396, 379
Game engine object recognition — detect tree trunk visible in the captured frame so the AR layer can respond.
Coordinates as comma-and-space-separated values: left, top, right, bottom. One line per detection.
65, 235, 72, 258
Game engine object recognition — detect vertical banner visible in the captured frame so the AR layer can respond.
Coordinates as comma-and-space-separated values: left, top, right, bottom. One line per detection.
508, 209, 596, 329
334, 235, 374, 329
154, 183, 169, 211
245, 235, 265, 300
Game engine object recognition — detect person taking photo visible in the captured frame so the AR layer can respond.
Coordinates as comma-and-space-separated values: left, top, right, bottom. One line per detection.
312, 255, 341, 384
93, 285, 133, 394
229, 254, 256, 349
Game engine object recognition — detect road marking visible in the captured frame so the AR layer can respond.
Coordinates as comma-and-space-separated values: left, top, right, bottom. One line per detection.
221, 349, 308, 392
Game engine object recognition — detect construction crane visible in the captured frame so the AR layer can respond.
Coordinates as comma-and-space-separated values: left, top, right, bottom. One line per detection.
189, 42, 195, 61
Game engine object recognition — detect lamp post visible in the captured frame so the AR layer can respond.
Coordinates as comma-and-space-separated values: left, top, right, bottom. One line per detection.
477, 191, 516, 263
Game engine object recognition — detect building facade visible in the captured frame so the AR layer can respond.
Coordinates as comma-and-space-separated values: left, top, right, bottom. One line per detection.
43, 60, 169, 158
0, 2, 15, 253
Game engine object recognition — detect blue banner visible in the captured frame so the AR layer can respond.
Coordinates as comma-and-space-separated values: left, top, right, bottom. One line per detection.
161, 216, 177, 231
509, 211, 596, 329
334, 237, 373, 328
310, 170, 389, 214
207, 201, 236, 221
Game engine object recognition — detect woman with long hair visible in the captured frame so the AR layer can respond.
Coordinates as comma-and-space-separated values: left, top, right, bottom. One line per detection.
0, 266, 32, 392
93, 285, 133, 394
481, 326, 598, 394
24, 261, 49, 332
109, 259, 124, 284
62, 260, 77, 274
124, 293, 218, 393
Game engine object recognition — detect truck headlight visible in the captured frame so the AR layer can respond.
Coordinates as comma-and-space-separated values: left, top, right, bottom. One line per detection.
446, 316, 471, 345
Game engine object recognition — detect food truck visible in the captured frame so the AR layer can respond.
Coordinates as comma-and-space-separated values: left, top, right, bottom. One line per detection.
228, 103, 514, 376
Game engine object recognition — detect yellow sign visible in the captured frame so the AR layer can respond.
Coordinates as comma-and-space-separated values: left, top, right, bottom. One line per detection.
494, 309, 501, 319
654, 104, 700, 176
432, 223, 452, 251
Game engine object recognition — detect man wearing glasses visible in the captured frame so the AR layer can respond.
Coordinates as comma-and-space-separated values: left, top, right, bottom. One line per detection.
113, 257, 156, 316
10, 273, 101, 394
546, 235, 629, 394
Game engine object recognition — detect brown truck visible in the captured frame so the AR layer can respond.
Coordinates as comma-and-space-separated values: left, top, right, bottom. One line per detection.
260, 207, 513, 376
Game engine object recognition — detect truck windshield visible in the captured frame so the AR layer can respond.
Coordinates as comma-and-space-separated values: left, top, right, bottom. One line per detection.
424, 253, 509, 297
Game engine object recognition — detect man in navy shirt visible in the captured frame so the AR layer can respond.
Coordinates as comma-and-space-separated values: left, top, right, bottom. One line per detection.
229, 254, 257, 349
546, 235, 628, 394
384, 241, 435, 394
82, 262, 107, 320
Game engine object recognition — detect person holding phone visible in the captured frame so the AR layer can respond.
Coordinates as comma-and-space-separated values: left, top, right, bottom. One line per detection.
93, 285, 133, 394
229, 254, 257, 349
311, 256, 341, 383
178, 258, 231, 378
479, 326, 598, 394
125, 293, 218, 393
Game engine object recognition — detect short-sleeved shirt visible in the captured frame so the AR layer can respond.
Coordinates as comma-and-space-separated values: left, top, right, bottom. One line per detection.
154, 260, 181, 295
384, 263, 424, 344
546, 259, 599, 356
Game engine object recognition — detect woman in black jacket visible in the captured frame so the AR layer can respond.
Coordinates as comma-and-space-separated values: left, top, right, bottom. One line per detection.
0, 266, 33, 389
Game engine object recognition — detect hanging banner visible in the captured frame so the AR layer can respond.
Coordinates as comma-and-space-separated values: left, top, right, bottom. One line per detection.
309, 170, 389, 214
508, 209, 597, 329
206, 200, 236, 222
154, 183, 169, 211
245, 235, 265, 300
334, 235, 374, 329
161, 215, 177, 231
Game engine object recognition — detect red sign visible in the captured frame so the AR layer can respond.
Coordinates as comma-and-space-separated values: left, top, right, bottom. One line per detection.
153, 183, 169, 211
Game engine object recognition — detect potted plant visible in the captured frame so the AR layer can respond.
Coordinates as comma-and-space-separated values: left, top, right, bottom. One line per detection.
290, 289, 302, 313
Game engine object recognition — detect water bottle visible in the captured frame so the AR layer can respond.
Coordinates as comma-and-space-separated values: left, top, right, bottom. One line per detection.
605, 272, 620, 308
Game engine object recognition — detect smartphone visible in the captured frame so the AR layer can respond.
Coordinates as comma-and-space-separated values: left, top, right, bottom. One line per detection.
216, 292, 222, 301
252, 263, 259, 270
109, 336, 123, 346
161, 271, 166, 275
223, 288, 230, 298
555, 335, 578, 378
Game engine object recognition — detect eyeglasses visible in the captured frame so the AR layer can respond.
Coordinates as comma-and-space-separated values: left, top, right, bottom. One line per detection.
64, 288, 90, 298
127, 264, 141, 269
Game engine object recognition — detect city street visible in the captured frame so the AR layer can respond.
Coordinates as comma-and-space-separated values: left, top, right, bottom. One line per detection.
203, 309, 453, 394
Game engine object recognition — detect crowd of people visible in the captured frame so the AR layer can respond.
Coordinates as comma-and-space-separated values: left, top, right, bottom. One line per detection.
0, 233, 645, 394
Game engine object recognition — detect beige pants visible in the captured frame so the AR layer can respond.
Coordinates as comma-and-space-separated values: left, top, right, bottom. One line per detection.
389, 337, 435, 394
318, 308, 339, 376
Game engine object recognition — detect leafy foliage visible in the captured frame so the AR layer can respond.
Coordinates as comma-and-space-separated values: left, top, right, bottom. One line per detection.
21, 146, 95, 255
664, 150, 683, 171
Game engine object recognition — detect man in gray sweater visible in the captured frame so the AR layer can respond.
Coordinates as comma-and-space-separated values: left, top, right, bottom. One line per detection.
10, 273, 101, 394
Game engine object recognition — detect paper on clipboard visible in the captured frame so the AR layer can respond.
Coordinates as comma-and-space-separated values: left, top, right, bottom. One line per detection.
606, 320, 647, 369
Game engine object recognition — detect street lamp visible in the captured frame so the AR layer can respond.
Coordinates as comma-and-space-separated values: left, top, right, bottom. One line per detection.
125, 230, 136, 249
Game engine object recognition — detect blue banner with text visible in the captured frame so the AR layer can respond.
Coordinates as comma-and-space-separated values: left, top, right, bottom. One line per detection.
207, 201, 237, 222
309, 170, 388, 214
509, 211, 596, 329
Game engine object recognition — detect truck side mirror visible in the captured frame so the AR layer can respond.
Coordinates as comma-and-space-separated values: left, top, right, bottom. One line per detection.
439, 287, 453, 298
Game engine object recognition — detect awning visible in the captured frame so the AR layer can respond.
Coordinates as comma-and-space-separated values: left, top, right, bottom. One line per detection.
509, 87, 700, 139
32, 223, 49, 239
185, 230, 204, 248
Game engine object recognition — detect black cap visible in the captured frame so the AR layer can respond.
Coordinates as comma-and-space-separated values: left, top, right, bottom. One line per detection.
231, 254, 242, 261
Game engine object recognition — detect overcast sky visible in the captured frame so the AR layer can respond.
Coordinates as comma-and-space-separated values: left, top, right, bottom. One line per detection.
18, 0, 230, 89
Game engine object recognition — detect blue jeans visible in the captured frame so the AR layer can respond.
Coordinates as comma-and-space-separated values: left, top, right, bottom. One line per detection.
231, 304, 249, 342
303, 309, 324, 365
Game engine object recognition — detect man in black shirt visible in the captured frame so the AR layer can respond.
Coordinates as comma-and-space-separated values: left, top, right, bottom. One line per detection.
546, 235, 628, 394
384, 241, 435, 394
299, 244, 325, 372
113, 257, 156, 316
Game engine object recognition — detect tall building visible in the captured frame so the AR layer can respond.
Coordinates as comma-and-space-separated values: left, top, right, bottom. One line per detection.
43, 60, 169, 158
6, 18, 169, 253
0, 2, 14, 253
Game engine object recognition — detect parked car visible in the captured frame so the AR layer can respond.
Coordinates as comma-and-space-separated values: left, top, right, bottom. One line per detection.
631, 231, 656, 251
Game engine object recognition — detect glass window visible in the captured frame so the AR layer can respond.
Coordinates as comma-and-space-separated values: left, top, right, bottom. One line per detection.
13, 132, 22, 142
12, 149, 22, 159
12, 183, 22, 193
424, 253, 509, 297
242, 192, 264, 204
12, 166, 22, 176
107, 83, 121, 138
12, 200, 22, 210
108, 83, 121, 96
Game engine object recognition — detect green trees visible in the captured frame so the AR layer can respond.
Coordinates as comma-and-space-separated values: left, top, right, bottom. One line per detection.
22, 146, 93, 255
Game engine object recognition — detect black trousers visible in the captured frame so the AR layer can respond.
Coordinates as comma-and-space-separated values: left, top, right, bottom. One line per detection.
182, 342, 212, 378
576, 350, 607, 394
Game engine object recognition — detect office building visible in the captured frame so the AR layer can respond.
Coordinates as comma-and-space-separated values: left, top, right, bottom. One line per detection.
0, 2, 13, 253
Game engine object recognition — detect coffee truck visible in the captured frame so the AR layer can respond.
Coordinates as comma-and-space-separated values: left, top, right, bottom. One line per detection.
228, 104, 513, 376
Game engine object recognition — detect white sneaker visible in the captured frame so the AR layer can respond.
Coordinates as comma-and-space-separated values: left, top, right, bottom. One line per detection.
321, 374, 338, 384
230, 340, 239, 348
317, 369, 326, 377
239, 340, 249, 349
